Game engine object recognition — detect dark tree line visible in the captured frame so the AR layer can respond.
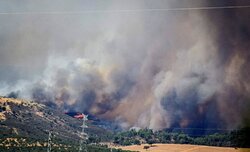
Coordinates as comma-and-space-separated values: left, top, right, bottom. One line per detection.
97, 127, 250, 148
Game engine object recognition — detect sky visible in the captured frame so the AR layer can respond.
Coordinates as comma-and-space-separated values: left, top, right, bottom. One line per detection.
0, 0, 250, 131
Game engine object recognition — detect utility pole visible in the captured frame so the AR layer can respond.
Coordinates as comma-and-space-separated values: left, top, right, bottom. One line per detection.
79, 114, 88, 152
47, 131, 52, 152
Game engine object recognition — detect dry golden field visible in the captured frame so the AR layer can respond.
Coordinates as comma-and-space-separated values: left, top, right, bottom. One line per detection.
114, 144, 250, 152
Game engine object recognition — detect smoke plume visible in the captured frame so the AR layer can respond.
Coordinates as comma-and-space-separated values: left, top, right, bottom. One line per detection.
0, 0, 250, 130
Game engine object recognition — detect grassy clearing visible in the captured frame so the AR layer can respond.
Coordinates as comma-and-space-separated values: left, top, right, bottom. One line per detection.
114, 144, 250, 152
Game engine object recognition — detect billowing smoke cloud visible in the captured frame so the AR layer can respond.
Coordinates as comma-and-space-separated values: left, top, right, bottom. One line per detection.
0, 0, 250, 131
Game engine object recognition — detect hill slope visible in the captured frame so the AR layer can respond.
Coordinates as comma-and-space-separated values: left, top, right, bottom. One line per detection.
0, 97, 112, 143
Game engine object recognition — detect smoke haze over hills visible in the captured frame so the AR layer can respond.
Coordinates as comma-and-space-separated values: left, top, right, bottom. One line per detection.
0, 0, 250, 131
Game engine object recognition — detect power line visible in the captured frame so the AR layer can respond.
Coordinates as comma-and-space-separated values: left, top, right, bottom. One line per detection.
0, 5, 249, 15
47, 131, 52, 152
79, 114, 88, 152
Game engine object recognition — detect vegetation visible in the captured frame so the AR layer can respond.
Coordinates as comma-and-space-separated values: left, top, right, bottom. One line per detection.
1, 128, 249, 152
0, 137, 133, 152
0, 145, 132, 152
109, 127, 250, 148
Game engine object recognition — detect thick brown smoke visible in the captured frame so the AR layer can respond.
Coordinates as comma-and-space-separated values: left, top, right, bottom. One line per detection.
0, 0, 250, 131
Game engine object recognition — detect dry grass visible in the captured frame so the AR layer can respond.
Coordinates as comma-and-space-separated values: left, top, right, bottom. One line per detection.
0, 97, 44, 108
0, 112, 6, 121
114, 144, 250, 152
0, 97, 22, 105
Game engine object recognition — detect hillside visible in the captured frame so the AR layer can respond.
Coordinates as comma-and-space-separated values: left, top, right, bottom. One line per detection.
1, 96, 249, 152
0, 97, 79, 141
0, 96, 121, 151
